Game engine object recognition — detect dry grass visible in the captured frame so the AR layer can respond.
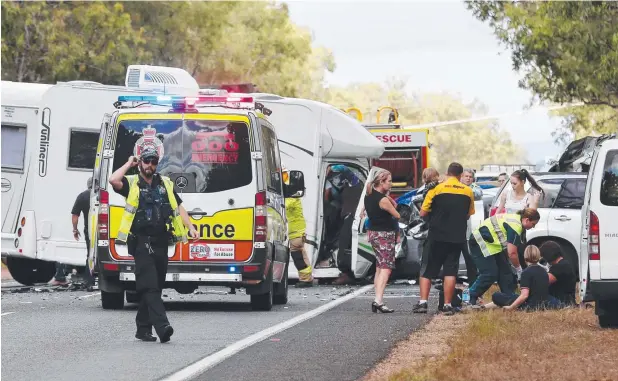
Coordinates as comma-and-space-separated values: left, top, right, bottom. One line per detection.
363, 285, 618, 381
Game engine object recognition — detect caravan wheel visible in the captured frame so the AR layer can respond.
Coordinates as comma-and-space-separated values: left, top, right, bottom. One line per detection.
6, 257, 55, 286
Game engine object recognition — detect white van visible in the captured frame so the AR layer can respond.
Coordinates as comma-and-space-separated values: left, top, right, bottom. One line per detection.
0, 65, 199, 286
252, 94, 386, 280
579, 135, 618, 328
92, 92, 307, 311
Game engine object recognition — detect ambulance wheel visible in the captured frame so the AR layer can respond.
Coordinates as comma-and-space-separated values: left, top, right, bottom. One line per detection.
273, 262, 289, 305
125, 291, 139, 304
6, 257, 55, 286
251, 261, 274, 311
101, 290, 125, 310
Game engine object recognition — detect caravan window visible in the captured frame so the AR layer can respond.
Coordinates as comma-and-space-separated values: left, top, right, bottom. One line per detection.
112, 118, 252, 193
260, 125, 282, 194
68, 129, 99, 170
600, 150, 618, 206
1, 124, 27, 171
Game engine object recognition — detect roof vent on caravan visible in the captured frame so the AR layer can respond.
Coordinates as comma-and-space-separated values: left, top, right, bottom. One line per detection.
125, 65, 199, 94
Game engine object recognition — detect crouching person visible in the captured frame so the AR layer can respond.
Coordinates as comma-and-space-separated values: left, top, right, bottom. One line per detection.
284, 168, 313, 288
491, 245, 559, 311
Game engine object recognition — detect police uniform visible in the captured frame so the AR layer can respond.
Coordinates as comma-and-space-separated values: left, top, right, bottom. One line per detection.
468, 213, 523, 305
114, 160, 187, 343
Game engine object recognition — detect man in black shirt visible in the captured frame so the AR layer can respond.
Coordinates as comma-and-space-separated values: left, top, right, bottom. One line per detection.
414, 162, 475, 316
50, 178, 94, 288
109, 147, 198, 343
540, 241, 577, 306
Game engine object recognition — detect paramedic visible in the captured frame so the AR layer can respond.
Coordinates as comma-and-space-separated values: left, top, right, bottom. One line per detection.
413, 163, 474, 316
283, 168, 314, 288
467, 208, 541, 306
109, 147, 198, 343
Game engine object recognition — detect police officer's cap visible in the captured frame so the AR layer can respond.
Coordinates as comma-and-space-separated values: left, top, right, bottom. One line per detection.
141, 147, 160, 160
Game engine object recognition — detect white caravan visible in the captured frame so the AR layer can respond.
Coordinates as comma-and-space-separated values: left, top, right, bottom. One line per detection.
579, 135, 618, 328
0, 65, 199, 285
252, 94, 385, 280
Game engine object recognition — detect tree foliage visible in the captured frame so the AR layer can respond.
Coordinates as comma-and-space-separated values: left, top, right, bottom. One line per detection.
467, 1, 618, 137
326, 81, 527, 172
1, 1, 334, 97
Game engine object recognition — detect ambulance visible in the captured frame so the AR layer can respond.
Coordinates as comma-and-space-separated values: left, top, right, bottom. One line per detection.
91, 91, 306, 311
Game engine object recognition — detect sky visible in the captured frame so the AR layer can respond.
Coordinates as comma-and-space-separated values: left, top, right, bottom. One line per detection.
285, 0, 569, 165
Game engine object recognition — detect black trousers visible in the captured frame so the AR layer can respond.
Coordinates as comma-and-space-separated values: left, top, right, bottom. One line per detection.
132, 236, 170, 336
337, 214, 354, 277
461, 240, 478, 284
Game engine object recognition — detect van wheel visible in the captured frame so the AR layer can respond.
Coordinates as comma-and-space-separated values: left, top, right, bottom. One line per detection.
125, 291, 139, 304
274, 262, 289, 305
6, 257, 55, 286
251, 262, 274, 311
101, 290, 125, 310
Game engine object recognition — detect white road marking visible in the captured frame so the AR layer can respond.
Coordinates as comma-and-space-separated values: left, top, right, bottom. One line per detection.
1, 312, 16, 317
78, 292, 100, 299
160, 284, 374, 381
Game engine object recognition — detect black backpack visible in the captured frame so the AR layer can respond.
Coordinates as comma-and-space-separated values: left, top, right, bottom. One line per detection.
438, 287, 463, 310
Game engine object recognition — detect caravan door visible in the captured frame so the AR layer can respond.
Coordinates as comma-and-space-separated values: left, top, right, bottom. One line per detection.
350, 167, 383, 278
88, 114, 112, 275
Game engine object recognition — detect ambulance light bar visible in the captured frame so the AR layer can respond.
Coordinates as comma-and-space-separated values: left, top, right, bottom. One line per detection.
115, 92, 257, 110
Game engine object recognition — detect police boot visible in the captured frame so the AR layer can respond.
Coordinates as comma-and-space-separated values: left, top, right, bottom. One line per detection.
291, 251, 313, 288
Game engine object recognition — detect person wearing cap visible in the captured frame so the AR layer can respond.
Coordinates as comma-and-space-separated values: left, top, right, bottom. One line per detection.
50, 177, 95, 287
283, 167, 313, 287
109, 146, 199, 343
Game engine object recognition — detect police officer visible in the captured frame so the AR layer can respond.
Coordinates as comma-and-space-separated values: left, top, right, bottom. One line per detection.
283, 167, 313, 288
109, 147, 198, 343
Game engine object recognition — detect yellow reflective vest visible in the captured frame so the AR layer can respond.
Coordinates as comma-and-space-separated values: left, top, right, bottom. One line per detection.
472, 213, 523, 257
285, 198, 306, 240
116, 175, 188, 243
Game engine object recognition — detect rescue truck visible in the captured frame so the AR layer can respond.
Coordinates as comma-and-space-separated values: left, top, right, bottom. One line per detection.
345, 106, 430, 199
0, 66, 198, 286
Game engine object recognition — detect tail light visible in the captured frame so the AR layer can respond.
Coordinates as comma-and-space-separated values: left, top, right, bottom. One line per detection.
98, 189, 109, 241
254, 191, 267, 242
589, 211, 600, 260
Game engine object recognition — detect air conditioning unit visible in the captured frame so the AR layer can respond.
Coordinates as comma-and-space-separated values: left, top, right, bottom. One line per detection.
125, 65, 199, 95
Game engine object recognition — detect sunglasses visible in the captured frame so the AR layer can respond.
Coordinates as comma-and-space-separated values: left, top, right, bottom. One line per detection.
141, 158, 159, 165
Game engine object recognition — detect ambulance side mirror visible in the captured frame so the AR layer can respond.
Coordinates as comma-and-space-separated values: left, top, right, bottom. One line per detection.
284, 170, 305, 198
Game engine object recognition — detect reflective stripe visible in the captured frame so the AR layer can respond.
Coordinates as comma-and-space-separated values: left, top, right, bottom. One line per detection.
490, 216, 507, 249
172, 208, 180, 217
117, 231, 129, 241
125, 205, 137, 214
472, 230, 493, 257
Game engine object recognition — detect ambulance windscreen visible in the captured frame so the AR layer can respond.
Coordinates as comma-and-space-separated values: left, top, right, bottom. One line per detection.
112, 119, 252, 193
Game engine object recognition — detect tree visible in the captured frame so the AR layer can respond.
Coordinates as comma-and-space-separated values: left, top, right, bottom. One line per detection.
467, 1, 618, 137
326, 81, 527, 172
1, 2, 149, 84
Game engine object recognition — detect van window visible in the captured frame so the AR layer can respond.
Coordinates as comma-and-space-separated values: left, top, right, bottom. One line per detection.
554, 178, 587, 209
260, 126, 282, 194
68, 129, 99, 170
112, 119, 252, 193
1, 124, 27, 171
600, 150, 618, 206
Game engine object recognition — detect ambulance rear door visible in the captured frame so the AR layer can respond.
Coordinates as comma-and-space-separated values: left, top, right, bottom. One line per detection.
350, 167, 383, 278
88, 113, 112, 275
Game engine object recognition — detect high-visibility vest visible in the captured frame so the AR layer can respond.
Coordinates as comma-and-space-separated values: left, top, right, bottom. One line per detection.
285, 198, 306, 240
472, 213, 523, 257
116, 175, 188, 243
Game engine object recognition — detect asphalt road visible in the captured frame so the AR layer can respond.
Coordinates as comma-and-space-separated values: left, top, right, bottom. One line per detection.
1, 281, 437, 381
